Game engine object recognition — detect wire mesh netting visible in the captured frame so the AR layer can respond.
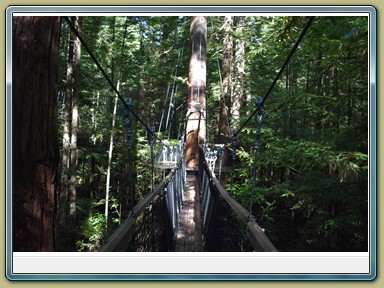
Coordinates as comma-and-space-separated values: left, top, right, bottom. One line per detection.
199, 162, 254, 252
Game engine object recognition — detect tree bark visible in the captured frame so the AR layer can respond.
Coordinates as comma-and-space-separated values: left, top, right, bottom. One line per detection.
231, 16, 245, 129
105, 92, 119, 222
58, 29, 73, 226
105, 17, 117, 224
218, 16, 233, 148
185, 16, 207, 168
69, 16, 81, 220
58, 16, 81, 225
315, 52, 323, 134
12, 16, 61, 251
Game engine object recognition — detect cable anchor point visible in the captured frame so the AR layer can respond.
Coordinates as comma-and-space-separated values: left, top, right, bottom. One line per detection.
254, 96, 265, 151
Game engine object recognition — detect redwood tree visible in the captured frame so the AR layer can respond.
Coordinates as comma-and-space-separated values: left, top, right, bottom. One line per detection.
217, 16, 233, 166
12, 16, 61, 251
231, 16, 245, 129
185, 16, 207, 168
59, 16, 81, 226
68, 17, 81, 220
218, 16, 233, 145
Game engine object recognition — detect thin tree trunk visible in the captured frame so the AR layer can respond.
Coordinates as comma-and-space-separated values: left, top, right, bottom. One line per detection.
68, 16, 81, 220
289, 63, 298, 139
231, 16, 244, 130
218, 16, 233, 156
285, 64, 289, 139
303, 59, 311, 135
91, 90, 100, 145
245, 85, 252, 116
105, 84, 119, 218
58, 29, 73, 226
105, 17, 117, 224
332, 66, 340, 131
12, 16, 61, 251
185, 16, 207, 168
315, 52, 323, 134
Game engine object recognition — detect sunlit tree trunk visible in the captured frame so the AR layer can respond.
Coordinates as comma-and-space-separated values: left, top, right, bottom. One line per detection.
231, 16, 244, 129
217, 16, 233, 166
58, 29, 73, 226
105, 17, 117, 224
218, 16, 233, 143
68, 16, 81, 220
185, 16, 207, 168
12, 16, 61, 251
59, 16, 81, 225
105, 92, 119, 221
91, 90, 100, 145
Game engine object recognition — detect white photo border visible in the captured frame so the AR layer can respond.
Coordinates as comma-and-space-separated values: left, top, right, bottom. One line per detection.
6, 5, 377, 281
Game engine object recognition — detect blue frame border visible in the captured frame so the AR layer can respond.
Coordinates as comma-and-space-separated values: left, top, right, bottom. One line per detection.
5, 5, 377, 281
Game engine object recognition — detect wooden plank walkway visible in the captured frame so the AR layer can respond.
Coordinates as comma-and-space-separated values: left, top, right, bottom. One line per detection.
175, 173, 203, 252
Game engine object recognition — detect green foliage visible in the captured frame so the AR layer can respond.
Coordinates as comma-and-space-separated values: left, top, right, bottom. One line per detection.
56, 15, 369, 252
76, 212, 106, 252
221, 16, 369, 251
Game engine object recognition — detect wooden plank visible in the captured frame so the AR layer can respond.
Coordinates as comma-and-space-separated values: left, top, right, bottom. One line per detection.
175, 174, 203, 252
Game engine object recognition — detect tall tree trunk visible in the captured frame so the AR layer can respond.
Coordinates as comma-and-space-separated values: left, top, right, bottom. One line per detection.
285, 64, 289, 139
231, 16, 245, 130
289, 62, 298, 139
218, 16, 233, 156
332, 66, 340, 131
185, 16, 207, 168
315, 52, 323, 134
105, 91, 119, 222
91, 90, 100, 145
12, 16, 61, 251
58, 29, 73, 226
105, 17, 117, 224
68, 16, 81, 220
245, 85, 252, 116
303, 59, 311, 135
59, 16, 81, 226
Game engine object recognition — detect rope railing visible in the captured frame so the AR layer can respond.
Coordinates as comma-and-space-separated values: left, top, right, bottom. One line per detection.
199, 146, 277, 252
99, 154, 185, 252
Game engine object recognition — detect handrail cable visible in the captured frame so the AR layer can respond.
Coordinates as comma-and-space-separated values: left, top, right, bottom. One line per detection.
164, 19, 186, 135
99, 159, 180, 252
230, 16, 315, 142
64, 16, 170, 149
269, 28, 367, 113
167, 41, 185, 139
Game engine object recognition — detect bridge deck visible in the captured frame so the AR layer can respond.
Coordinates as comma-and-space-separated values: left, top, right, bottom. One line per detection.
175, 173, 203, 252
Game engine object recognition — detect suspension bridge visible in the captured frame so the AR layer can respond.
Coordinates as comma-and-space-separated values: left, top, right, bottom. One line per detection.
64, 16, 315, 253
99, 144, 277, 252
